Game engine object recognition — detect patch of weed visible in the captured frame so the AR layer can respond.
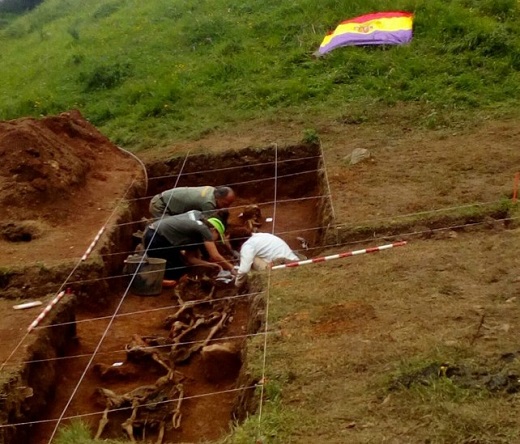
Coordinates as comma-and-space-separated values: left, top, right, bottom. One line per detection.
79, 61, 132, 92
55, 419, 123, 444
301, 128, 320, 145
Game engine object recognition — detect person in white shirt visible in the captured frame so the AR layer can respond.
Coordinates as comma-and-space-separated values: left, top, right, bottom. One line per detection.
229, 228, 305, 289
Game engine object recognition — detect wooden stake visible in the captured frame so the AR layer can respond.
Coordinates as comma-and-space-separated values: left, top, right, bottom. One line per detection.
513, 172, 519, 203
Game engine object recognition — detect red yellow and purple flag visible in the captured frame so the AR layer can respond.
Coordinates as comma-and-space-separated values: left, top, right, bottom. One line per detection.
317, 11, 414, 56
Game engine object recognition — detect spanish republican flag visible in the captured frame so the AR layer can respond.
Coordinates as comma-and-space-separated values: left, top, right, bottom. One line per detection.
317, 11, 414, 56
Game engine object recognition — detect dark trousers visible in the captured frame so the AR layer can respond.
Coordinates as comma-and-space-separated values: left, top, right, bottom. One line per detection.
143, 229, 187, 280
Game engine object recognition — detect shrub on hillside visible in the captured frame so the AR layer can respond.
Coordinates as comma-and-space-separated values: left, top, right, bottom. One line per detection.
0, 0, 41, 14
79, 62, 132, 92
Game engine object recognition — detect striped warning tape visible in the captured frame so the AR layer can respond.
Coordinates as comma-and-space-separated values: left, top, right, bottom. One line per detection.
271, 241, 408, 270
81, 226, 106, 261
27, 225, 105, 333
27, 290, 66, 332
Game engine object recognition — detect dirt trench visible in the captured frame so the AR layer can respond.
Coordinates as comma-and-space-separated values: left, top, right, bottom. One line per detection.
1, 142, 330, 444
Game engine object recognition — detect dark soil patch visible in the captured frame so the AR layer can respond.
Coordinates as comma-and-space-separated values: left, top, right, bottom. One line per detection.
390, 361, 520, 394
312, 301, 377, 336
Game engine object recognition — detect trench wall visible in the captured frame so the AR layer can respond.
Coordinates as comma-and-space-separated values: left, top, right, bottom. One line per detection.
147, 144, 320, 199
0, 143, 334, 443
0, 298, 75, 444
326, 201, 515, 247
0, 180, 145, 444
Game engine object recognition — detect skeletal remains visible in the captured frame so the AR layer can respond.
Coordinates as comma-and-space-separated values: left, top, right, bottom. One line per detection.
238, 204, 263, 232
165, 275, 233, 363
95, 368, 184, 443
94, 273, 235, 442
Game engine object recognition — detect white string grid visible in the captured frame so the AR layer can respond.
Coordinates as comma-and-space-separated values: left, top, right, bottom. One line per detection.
7, 196, 511, 297
0, 196, 512, 344
0, 200, 516, 432
1, 210, 515, 367
45, 152, 192, 443
0, 177, 140, 374
0, 148, 516, 438
3, 192, 504, 271
1, 201, 514, 359
258, 143, 279, 429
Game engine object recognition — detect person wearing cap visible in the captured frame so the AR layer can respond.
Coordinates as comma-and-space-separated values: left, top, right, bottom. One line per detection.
143, 210, 236, 280
149, 186, 236, 219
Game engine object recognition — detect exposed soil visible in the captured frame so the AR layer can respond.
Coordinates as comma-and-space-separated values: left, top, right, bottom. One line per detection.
28, 285, 255, 444
0, 109, 145, 267
25, 191, 321, 444
0, 111, 324, 443
0, 110, 145, 378
311, 301, 377, 336
2, 110, 520, 443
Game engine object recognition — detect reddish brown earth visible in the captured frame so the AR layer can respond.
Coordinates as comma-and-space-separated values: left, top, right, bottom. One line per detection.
0, 110, 145, 381
27, 193, 320, 444
28, 288, 253, 444
0, 111, 322, 443
4, 110, 520, 443
0, 109, 144, 267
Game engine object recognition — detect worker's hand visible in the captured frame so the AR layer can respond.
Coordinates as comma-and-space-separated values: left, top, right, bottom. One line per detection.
205, 262, 222, 274
235, 275, 249, 293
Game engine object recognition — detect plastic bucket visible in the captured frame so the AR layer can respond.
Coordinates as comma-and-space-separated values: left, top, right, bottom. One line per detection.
124, 255, 166, 296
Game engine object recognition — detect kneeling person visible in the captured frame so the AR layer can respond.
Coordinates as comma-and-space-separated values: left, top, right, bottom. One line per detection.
143, 210, 235, 280
230, 229, 305, 289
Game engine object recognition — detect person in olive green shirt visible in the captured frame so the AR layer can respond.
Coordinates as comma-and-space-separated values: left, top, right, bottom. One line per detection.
143, 210, 236, 280
149, 186, 235, 219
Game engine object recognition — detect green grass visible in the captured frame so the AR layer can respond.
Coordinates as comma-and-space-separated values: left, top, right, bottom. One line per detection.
3, 2, 520, 442
1, 0, 520, 150
222, 250, 520, 443
55, 420, 123, 444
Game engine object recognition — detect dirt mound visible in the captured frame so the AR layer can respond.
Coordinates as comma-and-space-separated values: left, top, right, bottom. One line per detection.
0, 109, 125, 224
0, 110, 144, 267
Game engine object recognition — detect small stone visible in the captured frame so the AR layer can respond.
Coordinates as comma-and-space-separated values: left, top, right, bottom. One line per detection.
201, 342, 242, 383
344, 148, 371, 165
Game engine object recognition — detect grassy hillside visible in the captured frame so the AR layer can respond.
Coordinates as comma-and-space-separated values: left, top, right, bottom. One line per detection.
1, 0, 519, 150
4, 2, 520, 444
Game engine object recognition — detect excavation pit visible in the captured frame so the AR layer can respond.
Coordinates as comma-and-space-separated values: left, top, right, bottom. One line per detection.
0, 135, 331, 444
33, 144, 326, 443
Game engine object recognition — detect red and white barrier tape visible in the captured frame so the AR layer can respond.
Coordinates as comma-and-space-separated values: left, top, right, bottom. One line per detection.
27, 225, 105, 333
81, 226, 106, 261
271, 241, 408, 270
27, 291, 66, 332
